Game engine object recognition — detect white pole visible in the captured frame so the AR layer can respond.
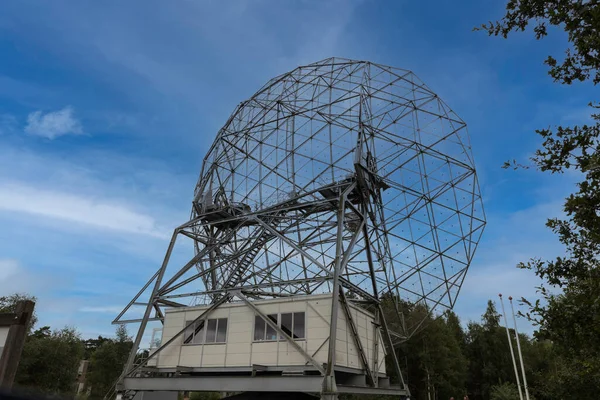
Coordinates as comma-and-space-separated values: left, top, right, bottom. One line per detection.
510, 296, 530, 400
499, 294, 524, 400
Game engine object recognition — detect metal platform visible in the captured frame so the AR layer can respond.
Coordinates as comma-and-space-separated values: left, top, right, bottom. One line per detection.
124, 365, 408, 398
124, 376, 408, 397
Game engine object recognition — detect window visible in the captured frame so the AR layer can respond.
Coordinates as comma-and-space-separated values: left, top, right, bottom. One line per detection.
253, 312, 305, 341
184, 320, 205, 344
266, 314, 278, 341
280, 313, 293, 339
253, 315, 265, 341
216, 318, 228, 342
254, 314, 278, 341
292, 312, 305, 339
184, 318, 227, 344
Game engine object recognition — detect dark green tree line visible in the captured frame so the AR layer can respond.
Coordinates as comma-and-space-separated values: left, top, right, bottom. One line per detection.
15, 326, 84, 396
2, 290, 562, 400
86, 325, 133, 400
0, 292, 132, 399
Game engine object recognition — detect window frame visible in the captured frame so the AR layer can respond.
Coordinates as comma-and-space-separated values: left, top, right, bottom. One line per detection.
183, 319, 205, 345
183, 318, 228, 345
253, 311, 305, 342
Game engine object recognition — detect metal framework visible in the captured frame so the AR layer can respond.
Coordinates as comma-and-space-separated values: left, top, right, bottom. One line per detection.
114, 57, 486, 399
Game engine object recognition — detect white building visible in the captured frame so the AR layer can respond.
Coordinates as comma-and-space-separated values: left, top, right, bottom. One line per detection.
145, 294, 391, 392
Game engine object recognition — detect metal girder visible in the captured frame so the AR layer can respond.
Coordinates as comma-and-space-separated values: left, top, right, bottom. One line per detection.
124, 375, 324, 393
234, 290, 325, 375
123, 376, 409, 397
377, 304, 406, 389
121, 229, 180, 381
114, 58, 486, 400
122, 295, 229, 381
339, 289, 375, 387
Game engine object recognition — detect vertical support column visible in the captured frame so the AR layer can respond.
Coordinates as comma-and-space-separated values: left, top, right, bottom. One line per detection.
118, 230, 180, 392
322, 188, 349, 400
372, 307, 380, 387
0, 300, 35, 389
378, 304, 406, 390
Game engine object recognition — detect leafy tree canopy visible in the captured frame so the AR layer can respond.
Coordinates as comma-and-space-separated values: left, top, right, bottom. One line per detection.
15, 326, 84, 397
479, 1, 600, 397
0, 293, 38, 330
86, 325, 133, 400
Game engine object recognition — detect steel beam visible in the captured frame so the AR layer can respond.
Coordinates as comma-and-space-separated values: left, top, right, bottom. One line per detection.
339, 290, 374, 387
124, 376, 323, 393
124, 295, 229, 379
122, 376, 409, 397
121, 229, 180, 385
234, 291, 325, 375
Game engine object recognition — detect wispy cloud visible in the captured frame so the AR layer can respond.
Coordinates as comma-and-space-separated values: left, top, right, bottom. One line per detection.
25, 106, 83, 139
0, 182, 167, 238
0, 259, 59, 299
455, 195, 566, 332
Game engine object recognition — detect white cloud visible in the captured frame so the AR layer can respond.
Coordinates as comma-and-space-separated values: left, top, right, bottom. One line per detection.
0, 182, 167, 238
0, 259, 59, 298
453, 195, 567, 333
25, 106, 83, 139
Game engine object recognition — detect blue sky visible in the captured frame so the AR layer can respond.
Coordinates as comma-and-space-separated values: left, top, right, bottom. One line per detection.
0, 1, 595, 340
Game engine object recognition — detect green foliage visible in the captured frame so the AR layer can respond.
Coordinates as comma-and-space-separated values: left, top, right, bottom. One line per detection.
490, 382, 520, 400
394, 305, 468, 400
83, 335, 112, 359
379, 297, 555, 400
445, 310, 467, 352
0, 293, 38, 330
465, 301, 516, 400
15, 326, 84, 396
477, 0, 600, 85
479, 2, 600, 398
189, 392, 222, 400
6, 289, 558, 400
86, 325, 133, 400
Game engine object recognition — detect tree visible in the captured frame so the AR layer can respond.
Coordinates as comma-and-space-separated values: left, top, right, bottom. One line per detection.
83, 335, 112, 360
86, 325, 133, 400
479, 2, 600, 397
490, 382, 520, 400
394, 304, 468, 400
445, 310, 468, 353
478, 0, 600, 85
0, 293, 38, 330
465, 301, 517, 400
15, 326, 84, 396
189, 392, 221, 400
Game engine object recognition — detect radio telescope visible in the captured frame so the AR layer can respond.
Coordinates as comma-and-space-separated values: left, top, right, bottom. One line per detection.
115, 57, 485, 398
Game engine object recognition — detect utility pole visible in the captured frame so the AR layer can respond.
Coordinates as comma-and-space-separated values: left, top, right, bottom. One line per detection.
499, 294, 523, 400
509, 296, 530, 400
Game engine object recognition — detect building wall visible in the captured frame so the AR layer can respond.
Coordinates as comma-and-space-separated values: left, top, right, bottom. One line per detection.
154, 294, 386, 375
